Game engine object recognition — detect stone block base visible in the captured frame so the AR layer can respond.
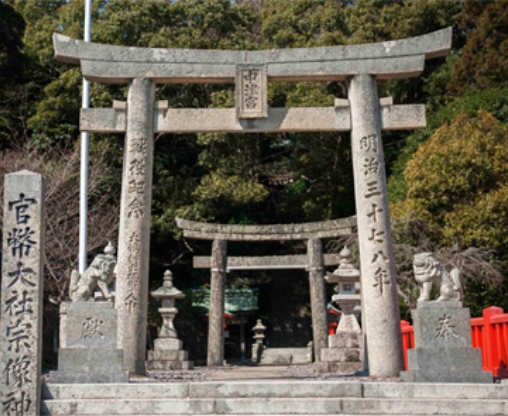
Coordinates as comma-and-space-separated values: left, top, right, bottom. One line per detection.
408, 346, 484, 372
315, 361, 364, 374
321, 348, 361, 362
154, 338, 182, 350
146, 360, 193, 371
403, 303, 493, 383
50, 371, 129, 384
147, 350, 188, 361
258, 347, 313, 365
51, 302, 129, 383
400, 369, 493, 383
328, 333, 361, 349
51, 348, 129, 383
146, 337, 193, 371
316, 332, 363, 374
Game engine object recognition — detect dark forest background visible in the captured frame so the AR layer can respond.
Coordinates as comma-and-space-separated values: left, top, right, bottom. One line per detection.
1, 0, 507, 364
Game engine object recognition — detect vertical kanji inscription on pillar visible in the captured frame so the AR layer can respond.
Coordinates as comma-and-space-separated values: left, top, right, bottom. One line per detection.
116, 77, 155, 375
0, 171, 45, 416
349, 74, 404, 377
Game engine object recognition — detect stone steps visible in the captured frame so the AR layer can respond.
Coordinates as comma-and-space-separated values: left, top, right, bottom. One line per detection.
42, 380, 508, 415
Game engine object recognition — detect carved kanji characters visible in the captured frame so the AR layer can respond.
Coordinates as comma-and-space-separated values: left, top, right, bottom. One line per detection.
363, 157, 379, 175
364, 180, 382, 199
129, 158, 145, 176
127, 197, 144, 219
129, 137, 148, 155
3, 355, 31, 388
368, 228, 385, 244
2, 390, 32, 416
367, 203, 383, 223
359, 134, 377, 152
8, 193, 36, 225
371, 250, 388, 264
373, 266, 390, 294
7, 263, 35, 288
4, 290, 34, 317
7, 228, 36, 259
128, 179, 145, 194
81, 317, 104, 339
5, 319, 32, 353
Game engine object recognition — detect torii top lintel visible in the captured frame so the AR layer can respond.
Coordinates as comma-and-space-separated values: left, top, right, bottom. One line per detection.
53, 28, 451, 84
175, 216, 356, 241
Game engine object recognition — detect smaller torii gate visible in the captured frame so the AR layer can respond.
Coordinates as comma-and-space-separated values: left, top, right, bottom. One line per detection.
176, 216, 357, 366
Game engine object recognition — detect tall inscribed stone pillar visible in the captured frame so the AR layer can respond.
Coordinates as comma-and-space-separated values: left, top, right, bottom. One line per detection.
307, 238, 328, 363
1, 171, 45, 416
207, 239, 227, 366
348, 74, 404, 376
116, 77, 156, 374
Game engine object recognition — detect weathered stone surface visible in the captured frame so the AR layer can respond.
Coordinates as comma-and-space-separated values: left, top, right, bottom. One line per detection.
82, 104, 426, 134
146, 360, 192, 371
193, 253, 343, 270
207, 239, 227, 366
56, 349, 127, 373
0, 170, 45, 416
116, 77, 156, 375
154, 338, 182, 351
147, 350, 188, 361
69, 242, 117, 302
58, 301, 71, 348
413, 252, 462, 302
176, 216, 356, 241
321, 348, 361, 362
328, 333, 362, 349
50, 301, 129, 383
236, 64, 267, 119
64, 302, 118, 349
348, 74, 404, 377
308, 238, 328, 363
400, 370, 493, 383
53, 28, 451, 82
407, 347, 483, 371
258, 347, 313, 365
412, 302, 472, 347
49, 371, 129, 384
314, 361, 364, 374
402, 302, 492, 383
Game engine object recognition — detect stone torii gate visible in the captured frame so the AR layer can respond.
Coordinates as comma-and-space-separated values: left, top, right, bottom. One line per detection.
176, 216, 357, 366
53, 27, 451, 376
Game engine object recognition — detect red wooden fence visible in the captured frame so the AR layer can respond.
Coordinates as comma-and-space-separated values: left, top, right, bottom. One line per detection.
401, 306, 508, 377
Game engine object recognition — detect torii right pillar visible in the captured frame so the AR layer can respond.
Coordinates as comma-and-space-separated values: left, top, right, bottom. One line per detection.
348, 74, 404, 376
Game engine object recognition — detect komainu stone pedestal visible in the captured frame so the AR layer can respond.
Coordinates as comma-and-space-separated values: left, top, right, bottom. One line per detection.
50, 302, 129, 383
401, 302, 492, 383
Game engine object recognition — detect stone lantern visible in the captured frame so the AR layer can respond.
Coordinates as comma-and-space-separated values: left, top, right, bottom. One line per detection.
146, 270, 193, 370
151, 270, 185, 338
251, 319, 266, 363
324, 246, 361, 333
317, 246, 363, 373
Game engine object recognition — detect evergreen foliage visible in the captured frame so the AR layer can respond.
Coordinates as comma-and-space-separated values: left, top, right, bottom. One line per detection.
1, 0, 507, 354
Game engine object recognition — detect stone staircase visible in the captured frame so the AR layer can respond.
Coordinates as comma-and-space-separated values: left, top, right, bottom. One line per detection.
42, 380, 508, 415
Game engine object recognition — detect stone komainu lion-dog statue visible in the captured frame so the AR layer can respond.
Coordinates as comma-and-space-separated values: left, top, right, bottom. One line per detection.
413, 252, 462, 302
69, 242, 117, 302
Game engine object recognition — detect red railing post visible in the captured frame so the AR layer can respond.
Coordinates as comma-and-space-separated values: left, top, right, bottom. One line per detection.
482, 306, 504, 377
401, 320, 412, 371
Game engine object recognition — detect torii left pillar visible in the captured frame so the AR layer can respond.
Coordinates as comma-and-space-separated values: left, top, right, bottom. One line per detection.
116, 78, 156, 375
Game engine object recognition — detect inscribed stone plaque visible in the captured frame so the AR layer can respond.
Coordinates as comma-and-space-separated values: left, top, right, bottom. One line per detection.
235, 64, 267, 119
0, 170, 45, 416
